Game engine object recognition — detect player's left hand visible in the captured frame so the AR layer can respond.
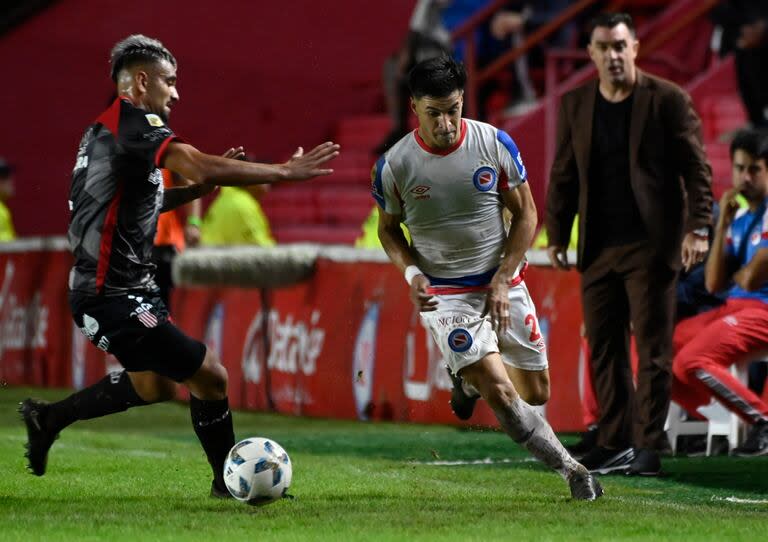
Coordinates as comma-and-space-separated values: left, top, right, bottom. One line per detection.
681, 232, 709, 271
410, 274, 438, 312
484, 279, 511, 332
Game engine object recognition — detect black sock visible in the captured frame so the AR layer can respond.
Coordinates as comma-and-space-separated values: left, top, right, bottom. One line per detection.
189, 396, 235, 488
45, 371, 148, 433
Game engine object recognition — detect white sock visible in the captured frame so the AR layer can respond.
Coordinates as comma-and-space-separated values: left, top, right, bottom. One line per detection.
493, 395, 581, 479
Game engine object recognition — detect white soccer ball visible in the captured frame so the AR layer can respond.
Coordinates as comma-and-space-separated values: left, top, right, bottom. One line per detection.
223, 437, 292, 505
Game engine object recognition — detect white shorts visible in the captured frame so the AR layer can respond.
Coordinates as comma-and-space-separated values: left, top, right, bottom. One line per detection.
419, 281, 548, 376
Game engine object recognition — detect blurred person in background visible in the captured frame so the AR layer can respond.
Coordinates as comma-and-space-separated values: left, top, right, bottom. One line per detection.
0, 157, 16, 241
671, 133, 768, 457
200, 155, 276, 247
488, 0, 575, 115
711, 1, 768, 128
546, 13, 712, 476
375, 0, 453, 154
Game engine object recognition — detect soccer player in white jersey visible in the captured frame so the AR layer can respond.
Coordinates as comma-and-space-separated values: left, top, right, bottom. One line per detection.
374, 56, 602, 500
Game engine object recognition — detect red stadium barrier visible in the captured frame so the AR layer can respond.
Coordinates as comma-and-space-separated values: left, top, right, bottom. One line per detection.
1, 243, 586, 431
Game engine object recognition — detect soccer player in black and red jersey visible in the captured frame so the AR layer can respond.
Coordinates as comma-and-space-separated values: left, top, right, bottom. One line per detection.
19, 34, 339, 498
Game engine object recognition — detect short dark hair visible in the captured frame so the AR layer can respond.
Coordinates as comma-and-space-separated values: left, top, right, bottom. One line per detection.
110, 34, 176, 82
408, 55, 467, 99
588, 12, 636, 39
756, 132, 768, 163
730, 129, 760, 159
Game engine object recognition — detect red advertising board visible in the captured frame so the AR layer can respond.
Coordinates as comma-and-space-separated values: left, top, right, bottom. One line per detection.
1, 243, 587, 432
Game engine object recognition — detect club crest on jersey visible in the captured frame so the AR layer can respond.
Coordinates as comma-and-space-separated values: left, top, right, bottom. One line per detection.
472, 166, 497, 192
145, 114, 164, 127
751, 232, 761, 245
448, 328, 473, 353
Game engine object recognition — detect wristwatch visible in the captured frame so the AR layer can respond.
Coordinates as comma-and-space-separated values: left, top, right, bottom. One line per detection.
691, 227, 709, 240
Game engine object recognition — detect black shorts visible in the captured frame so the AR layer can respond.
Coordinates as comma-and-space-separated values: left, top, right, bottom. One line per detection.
69, 289, 206, 382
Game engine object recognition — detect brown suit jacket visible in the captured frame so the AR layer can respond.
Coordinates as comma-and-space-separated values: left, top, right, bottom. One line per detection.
545, 70, 713, 270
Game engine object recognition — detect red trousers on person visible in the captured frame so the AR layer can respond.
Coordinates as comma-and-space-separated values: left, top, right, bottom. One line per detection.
580, 299, 768, 427
671, 298, 768, 424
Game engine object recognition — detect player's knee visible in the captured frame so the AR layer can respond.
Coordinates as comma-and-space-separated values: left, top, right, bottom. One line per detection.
523, 386, 550, 406
203, 353, 228, 398
485, 381, 519, 410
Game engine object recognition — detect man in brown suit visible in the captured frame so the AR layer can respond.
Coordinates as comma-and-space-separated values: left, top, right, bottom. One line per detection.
545, 13, 712, 475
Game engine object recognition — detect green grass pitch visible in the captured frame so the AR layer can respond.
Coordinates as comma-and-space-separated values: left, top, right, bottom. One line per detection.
1, 387, 766, 541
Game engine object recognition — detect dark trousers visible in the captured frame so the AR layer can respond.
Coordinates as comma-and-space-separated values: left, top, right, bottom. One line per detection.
581, 242, 677, 451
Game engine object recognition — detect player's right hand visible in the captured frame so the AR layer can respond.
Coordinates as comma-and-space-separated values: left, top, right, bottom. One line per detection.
547, 245, 570, 271
283, 142, 340, 180
719, 188, 741, 226
410, 274, 438, 312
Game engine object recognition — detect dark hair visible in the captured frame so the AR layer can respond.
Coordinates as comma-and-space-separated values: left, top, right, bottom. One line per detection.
756, 132, 768, 163
730, 129, 760, 159
588, 12, 636, 39
408, 55, 467, 99
110, 34, 176, 82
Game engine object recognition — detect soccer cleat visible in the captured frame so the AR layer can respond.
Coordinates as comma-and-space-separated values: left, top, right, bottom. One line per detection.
18, 399, 58, 476
580, 446, 635, 475
446, 366, 479, 421
626, 448, 662, 476
568, 466, 604, 501
731, 421, 768, 457
210, 480, 234, 499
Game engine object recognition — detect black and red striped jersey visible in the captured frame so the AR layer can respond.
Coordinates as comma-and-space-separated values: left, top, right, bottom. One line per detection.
68, 96, 180, 296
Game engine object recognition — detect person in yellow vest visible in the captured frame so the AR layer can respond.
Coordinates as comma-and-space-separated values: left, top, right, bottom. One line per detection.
532, 216, 577, 250
355, 205, 410, 248
201, 184, 276, 246
0, 158, 16, 241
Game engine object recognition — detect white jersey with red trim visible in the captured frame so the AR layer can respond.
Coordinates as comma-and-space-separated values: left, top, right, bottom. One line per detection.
372, 118, 528, 287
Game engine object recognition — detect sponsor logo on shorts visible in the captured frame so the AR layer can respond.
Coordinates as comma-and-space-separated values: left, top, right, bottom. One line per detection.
81, 313, 99, 340
472, 166, 497, 192
128, 295, 159, 328
448, 328, 473, 353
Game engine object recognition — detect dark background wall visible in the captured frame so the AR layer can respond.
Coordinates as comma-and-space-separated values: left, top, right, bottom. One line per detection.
0, 0, 413, 235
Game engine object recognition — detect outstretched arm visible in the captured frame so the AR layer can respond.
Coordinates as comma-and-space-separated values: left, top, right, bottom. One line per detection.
160, 147, 245, 212
161, 141, 339, 186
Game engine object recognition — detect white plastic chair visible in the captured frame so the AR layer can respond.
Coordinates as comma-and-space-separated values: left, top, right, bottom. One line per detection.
665, 401, 708, 455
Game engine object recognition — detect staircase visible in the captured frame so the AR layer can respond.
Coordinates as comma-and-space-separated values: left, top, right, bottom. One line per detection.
262, 117, 388, 244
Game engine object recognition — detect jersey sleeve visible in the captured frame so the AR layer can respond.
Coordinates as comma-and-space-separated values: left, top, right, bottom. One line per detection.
370, 155, 402, 215
495, 129, 527, 191
117, 103, 183, 168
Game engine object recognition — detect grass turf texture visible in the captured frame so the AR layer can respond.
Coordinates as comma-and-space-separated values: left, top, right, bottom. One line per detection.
1, 387, 766, 541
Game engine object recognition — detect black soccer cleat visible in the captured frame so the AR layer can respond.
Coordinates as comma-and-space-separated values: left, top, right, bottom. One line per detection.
446, 366, 479, 421
19, 399, 58, 476
210, 480, 234, 499
731, 421, 768, 457
568, 466, 604, 501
